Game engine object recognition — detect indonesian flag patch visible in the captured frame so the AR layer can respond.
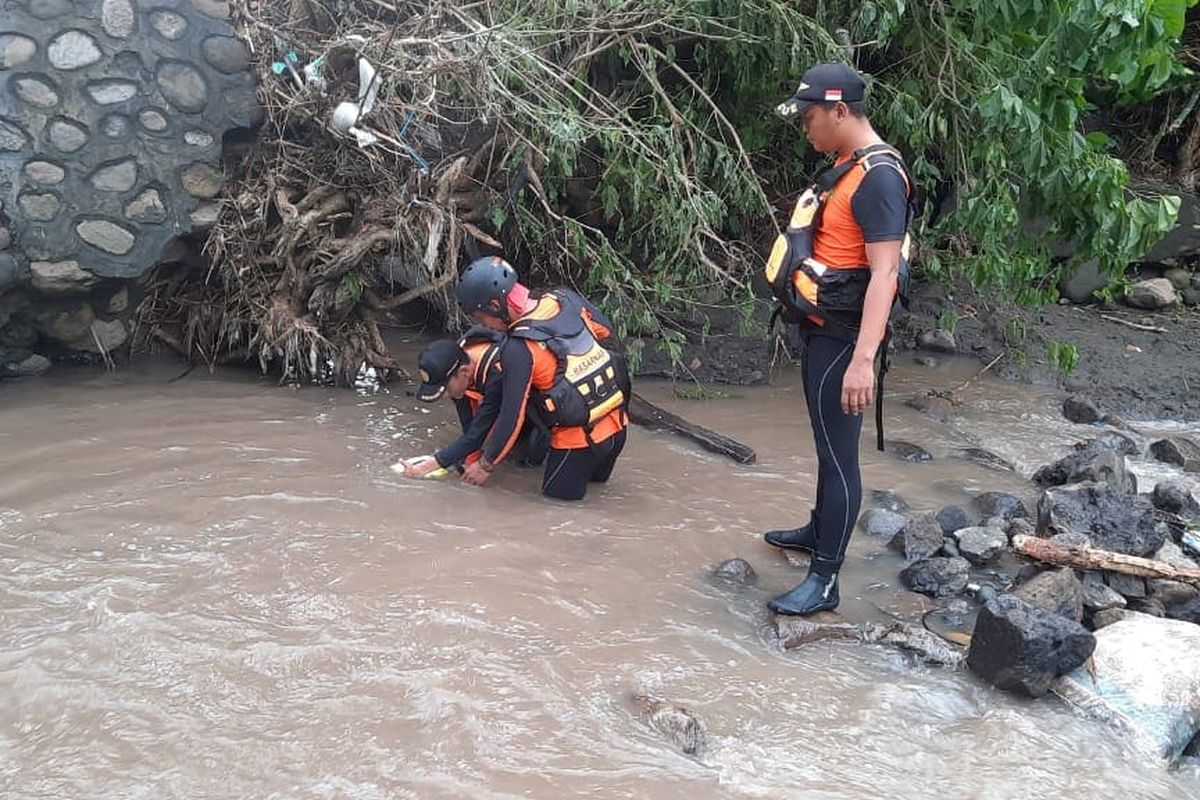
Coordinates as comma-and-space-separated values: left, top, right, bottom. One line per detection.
824, 89, 843, 101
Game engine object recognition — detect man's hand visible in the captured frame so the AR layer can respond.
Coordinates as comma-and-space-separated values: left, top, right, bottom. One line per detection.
841, 357, 875, 415
461, 459, 493, 486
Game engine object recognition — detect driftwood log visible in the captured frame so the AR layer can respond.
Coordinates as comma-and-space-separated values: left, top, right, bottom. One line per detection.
628, 392, 756, 464
1012, 534, 1200, 584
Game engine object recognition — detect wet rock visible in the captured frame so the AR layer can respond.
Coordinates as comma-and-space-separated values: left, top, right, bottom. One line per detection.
1126, 278, 1178, 310
1149, 438, 1200, 473
1032, 448, 1136, 494
956, 526, 1009, 566
1163, 267, 1192, 290
1006, 517, 1036, 541
37, 302, 94, 344
1062, 395, 1102, 424
1106, 572, 1147, 600
1148, 579, 1198, 609
710, 558, 756, 586
180, 162, 223, 198
906, 392, 955, 422
919, 328, 956, 353
0, 33, 38, 69
915, 355, 939, 368
967, 594, 1096, 698
2, 354, 51, 377
937, 505, 972, 535
1152, 482, 1200, 520
1082, 572, 1127, 612
1037, 483, 1166, 557
47, 118, 88, 152
631, 695, 706, 757
1013, 568, 1084, 622
1156, 540, 1199, 570
1128, 598, 1165, 617
1048, 531, 1093, 549
953, 448, 1015, 472
887, 440, 933, 463
777, 615, 964, 666
972, 491, 1029, 522
900, 556, 970, 598
869, 489, 910, 513
201, 35, 250, 74
861, 508, 906, 539
76, 219, 136, 255
775, 613, 861, 647
1077, 431, 1140, 456
940, 538, 960, 559
1091, 607, 1126, 629
157, 60, 209, 113
1167, 594, 1200, 625
890, 513, 944, 561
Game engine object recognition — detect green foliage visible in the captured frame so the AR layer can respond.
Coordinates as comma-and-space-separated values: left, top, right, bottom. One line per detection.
474, 0, 1194, 340
1045, 340, 1080, 376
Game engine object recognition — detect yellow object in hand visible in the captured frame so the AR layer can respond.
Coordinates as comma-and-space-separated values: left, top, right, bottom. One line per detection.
390, 457, 451, 480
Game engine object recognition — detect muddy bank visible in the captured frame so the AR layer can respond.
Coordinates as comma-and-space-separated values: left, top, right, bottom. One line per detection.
634, 277, 1200, 422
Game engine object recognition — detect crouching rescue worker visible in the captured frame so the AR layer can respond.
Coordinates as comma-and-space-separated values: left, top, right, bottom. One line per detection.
454, 256, 630, 501
402, 326, 547, 479
761, 62, 916, 615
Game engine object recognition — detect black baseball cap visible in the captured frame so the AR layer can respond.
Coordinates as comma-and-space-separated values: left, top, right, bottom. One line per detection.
776, 62, 866, 118
415, 339, 467, 402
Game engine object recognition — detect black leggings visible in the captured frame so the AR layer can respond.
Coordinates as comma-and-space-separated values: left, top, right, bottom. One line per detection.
542, 428, 627, 501
802, 332, 863, 576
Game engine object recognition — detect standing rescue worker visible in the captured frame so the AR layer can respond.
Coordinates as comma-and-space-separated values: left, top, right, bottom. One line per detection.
762, 63, 915, 615
454, 257, 630, 501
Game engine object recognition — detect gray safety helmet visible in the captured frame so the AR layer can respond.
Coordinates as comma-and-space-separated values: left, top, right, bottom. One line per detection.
456, 256, 518, 320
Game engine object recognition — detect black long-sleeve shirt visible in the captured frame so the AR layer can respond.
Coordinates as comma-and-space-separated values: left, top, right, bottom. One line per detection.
432, 359, 504, 468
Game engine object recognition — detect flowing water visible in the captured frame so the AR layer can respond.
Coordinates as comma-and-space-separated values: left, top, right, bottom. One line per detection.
1, 347, 1198, 799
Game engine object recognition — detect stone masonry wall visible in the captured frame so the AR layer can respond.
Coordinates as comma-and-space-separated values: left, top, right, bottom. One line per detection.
0, 0, 257, 375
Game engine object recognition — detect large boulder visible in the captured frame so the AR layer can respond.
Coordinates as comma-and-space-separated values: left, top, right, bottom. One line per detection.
1013, 568, 1085, 622
1037, 482, 1167, 557
1125, 278, 1178, 310
1054, 614, 1200, 765
968, 594, 1096, 698
1032, 447, 1136, 494
1151, 481, 1200, 519
889, 512, 944, 561
1149, 438, 1200, 473
899, 556, 970, 598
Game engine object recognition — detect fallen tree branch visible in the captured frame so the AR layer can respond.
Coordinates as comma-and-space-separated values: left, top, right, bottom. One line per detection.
628, 391, 755, 464
364, 271, 457, 310
1012, 534, 1200, 584
1100, 314, 1168, 334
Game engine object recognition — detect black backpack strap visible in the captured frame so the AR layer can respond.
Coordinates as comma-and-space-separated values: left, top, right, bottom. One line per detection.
875, 328, 891, 452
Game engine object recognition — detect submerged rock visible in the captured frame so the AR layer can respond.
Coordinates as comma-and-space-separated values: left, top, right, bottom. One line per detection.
972, 491, 1029, 521
1054, 614, 1200, 765
967, 594, 1096, 698
936, 505, 972, 535
631, 695, 707, 757
1150, 438, 1200, 473
861, 508, 907, 539
710, 558, 757, 586
1062, 395, 1102, 424
887, 440, 934, 463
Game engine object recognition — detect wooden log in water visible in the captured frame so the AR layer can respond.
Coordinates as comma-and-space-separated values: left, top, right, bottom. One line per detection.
1012, 534, 1200, 584
628, 391, 756, 464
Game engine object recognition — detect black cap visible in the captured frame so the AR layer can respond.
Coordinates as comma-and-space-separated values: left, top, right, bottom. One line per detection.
415, 340, 467, 402
776, 62, 866, 118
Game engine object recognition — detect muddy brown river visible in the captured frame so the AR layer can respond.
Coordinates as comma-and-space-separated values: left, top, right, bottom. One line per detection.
2, 345, 1198, 798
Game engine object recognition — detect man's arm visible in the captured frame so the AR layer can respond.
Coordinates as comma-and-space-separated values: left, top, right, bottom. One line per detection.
478, 339, 534, 467
434, 371, 504, 468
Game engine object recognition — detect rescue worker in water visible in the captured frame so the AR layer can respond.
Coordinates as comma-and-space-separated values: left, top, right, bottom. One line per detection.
761, 62, 916, 615
407, 256, 630, 501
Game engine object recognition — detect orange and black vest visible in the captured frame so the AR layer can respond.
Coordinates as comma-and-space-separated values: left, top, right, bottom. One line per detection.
509, 290, 630, 433
457, 325, 506, 411
765, 144, 915, 339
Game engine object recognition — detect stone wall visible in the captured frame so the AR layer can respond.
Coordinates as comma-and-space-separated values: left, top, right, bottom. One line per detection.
0, 0, 257, 375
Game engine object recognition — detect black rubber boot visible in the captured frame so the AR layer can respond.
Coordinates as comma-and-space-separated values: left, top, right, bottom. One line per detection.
767, 571, 840, 616
763, 521, 816, 552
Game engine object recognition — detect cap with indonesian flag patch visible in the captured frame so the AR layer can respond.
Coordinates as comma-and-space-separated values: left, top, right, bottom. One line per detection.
776, 62, 866, 118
